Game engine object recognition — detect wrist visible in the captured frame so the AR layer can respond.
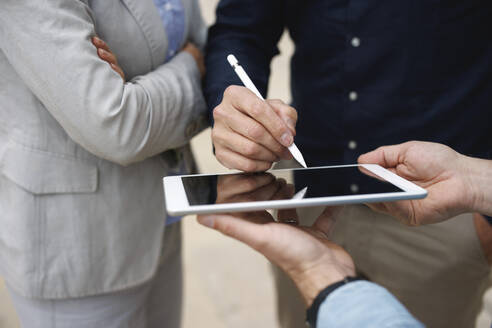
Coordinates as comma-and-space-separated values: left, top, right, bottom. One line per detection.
290, 264, 355, 307
461, 155, 492, 216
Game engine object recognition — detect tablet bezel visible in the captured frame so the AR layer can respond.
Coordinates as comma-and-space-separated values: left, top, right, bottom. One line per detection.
163, 164, 427, 216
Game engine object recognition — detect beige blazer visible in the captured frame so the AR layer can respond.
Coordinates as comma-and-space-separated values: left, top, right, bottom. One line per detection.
0, 0, 208, 298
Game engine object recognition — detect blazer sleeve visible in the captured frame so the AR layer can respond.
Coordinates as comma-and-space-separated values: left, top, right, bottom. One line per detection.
0, 0, 208, 166
203, 0, 286, 120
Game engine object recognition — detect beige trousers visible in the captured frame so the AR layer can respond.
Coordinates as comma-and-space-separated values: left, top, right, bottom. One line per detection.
274, 205, 491, 328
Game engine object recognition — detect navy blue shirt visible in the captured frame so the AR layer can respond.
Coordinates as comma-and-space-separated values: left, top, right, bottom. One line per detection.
204, 0, 492, 169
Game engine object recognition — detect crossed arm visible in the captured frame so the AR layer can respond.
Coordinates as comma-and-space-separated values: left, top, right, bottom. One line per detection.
0, 0, 207, 166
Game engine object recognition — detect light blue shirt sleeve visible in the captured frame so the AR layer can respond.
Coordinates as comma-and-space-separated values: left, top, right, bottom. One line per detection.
317, 281, 425, 328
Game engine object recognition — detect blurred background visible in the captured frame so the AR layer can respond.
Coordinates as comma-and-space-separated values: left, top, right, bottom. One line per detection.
1, 1, 491, 327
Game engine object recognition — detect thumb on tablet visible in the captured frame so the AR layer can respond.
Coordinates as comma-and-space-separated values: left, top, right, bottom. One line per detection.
358, 143, 412, 169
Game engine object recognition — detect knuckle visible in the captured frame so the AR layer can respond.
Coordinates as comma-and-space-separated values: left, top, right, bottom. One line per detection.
247, 123, 265, 140
211, 126, 225, 141
259, 162, 272, 172
221, 161, 234, 170
215, 150, 229, 166
212, 106, 224, 120
214, 148, 224, 160
243, 143, 260, 157
224, 85, 240, 99
374, 145, 386, 153
268, 99, 283, 106
218, 221, 235, 237
267, 122, 287, 139
242, 160, 258, 172
271, 124, 286, 140
211, 128, 220, 142
250, 99, 267, 117
273, 144, 286, 156
252, 233, 269, 252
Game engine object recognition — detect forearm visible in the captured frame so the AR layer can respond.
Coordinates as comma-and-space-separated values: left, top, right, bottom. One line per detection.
463, 155, 492, 216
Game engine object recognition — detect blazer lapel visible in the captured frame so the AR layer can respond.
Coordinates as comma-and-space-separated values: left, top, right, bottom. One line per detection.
120, 0, 169, 68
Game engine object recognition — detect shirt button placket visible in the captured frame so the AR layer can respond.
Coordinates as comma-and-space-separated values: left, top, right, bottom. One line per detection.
347, 30, 360, 162
348, 34, 360, 103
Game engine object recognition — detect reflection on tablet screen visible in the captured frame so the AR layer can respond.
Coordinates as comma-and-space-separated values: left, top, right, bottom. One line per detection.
182, 167, 404, 206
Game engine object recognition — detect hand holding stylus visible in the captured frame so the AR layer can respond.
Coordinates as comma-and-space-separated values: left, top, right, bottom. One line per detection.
212, 85, 298, 172
226, 55, 307, 168
211, 55, 302, 172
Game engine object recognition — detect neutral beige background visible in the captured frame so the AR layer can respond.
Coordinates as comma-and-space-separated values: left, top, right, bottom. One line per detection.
1, 1, 491, 327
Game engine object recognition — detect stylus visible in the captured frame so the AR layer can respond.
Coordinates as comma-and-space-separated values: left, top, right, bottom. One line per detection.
227, 54, 308, 168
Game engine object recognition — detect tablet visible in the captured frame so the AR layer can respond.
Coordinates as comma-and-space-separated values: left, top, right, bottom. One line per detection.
163, 164, 427, 216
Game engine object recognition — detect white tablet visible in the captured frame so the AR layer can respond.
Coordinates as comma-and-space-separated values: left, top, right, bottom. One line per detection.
163, 164, 427, 216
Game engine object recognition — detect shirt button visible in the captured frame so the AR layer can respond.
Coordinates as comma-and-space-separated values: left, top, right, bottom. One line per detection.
349, 91, 358, 101
350, 184, 360, 193
164, 3, 173, 11
351, 37, 361, 47
348, 140, 357, 150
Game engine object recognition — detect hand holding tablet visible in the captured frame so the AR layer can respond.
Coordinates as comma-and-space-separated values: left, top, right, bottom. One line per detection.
358, 141, 492, 226
196, 206, 354, 307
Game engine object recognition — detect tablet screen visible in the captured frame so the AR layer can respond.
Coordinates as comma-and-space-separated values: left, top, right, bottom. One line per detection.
181, 167, 404, 206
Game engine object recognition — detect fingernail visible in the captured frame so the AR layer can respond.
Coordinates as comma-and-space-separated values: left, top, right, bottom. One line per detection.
280, 132, 293, 147
198, 216, 215, 228
286, 119, 296, 130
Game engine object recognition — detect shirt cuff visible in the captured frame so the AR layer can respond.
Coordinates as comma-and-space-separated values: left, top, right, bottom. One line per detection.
483, 215, 492, 225
316, 281, 424, 328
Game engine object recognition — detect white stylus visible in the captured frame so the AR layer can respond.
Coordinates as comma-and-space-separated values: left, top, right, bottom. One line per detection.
227, 54, 308, 168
